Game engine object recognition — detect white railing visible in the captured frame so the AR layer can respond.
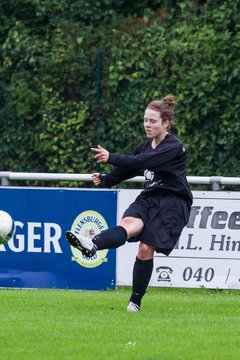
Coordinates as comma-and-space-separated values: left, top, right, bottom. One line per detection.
0, 171, 240, 190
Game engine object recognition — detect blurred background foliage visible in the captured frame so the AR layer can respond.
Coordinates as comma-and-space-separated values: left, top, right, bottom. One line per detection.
0, 0, 239, 186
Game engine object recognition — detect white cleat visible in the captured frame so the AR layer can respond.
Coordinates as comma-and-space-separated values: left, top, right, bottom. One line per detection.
127, 301, 141, 312
65, 231, 97, 257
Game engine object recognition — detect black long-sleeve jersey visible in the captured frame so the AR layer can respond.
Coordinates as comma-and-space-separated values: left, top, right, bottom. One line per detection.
100, 133, 193, 205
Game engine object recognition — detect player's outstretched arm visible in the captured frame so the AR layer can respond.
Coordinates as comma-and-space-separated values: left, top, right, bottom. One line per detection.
91, 145, 141, 188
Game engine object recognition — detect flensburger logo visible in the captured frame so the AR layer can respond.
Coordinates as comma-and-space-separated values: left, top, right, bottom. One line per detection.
70, 210, 108, 268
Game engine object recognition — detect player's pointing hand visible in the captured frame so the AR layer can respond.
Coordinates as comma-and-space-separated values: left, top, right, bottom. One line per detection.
91, 145, 109, 163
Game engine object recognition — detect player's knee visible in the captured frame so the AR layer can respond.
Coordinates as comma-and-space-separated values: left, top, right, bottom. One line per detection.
120, 217, 143, 238
120, 217, 132, 227
138, 243, 154, 260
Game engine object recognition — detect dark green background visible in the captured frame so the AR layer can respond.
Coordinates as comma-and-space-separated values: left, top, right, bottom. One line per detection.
0, 0, 239, 186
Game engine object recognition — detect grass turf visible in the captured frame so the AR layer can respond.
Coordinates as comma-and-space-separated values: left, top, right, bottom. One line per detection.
0, 286, 239, 360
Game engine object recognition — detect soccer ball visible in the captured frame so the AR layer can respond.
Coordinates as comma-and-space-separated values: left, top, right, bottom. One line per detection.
0, 210, 15, 244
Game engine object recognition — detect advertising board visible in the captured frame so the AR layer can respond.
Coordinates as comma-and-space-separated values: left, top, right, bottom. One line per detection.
0, 188, 117, 290
117, 190, 240, 289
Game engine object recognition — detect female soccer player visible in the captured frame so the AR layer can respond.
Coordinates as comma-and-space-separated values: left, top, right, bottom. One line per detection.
66, 94, 193, 312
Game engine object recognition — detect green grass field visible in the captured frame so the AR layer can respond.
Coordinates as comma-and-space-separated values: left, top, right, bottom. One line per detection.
0, 286, 239, 360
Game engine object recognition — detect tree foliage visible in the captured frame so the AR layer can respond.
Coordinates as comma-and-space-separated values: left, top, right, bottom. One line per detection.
0, 0, 239, 184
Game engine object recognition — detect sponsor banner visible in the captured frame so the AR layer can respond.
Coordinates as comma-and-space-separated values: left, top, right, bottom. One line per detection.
0, 188, 117, 290
117, 190, 240, 289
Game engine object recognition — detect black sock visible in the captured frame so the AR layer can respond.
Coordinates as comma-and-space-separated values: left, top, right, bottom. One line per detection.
130, 257, 154, 307
92, 226, 128, 250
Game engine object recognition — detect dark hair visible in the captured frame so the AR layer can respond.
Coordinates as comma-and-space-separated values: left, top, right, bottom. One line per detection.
147, 94, 176, 124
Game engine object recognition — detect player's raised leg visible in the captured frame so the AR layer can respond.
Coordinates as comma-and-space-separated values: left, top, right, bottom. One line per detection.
65, 217, 143, 257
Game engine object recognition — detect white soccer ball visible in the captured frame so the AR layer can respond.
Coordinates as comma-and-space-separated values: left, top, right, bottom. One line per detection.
0, 210, 15, 244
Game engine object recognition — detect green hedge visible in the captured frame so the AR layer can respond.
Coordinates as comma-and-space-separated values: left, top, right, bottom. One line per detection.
0, 0, 239, 185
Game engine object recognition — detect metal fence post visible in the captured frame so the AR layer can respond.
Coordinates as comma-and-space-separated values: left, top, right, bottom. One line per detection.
0, 172, 11, 186
210, 176, 222, 191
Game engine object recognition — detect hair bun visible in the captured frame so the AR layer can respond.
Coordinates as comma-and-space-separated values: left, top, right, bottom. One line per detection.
163, 94, 176, 107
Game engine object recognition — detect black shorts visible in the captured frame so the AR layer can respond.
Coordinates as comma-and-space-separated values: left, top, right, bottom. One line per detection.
122, 191, 191, 256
